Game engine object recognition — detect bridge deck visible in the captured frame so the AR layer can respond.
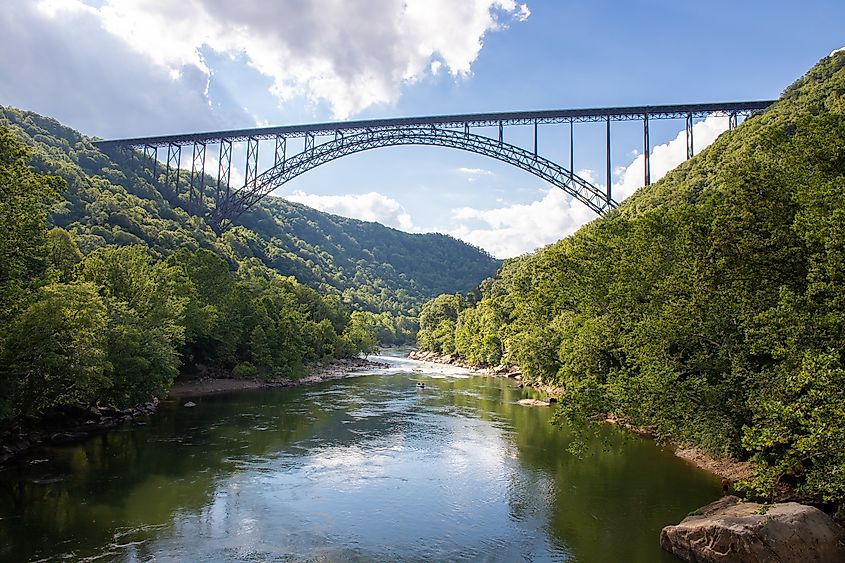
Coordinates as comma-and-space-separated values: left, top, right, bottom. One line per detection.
95, 101, 775, 148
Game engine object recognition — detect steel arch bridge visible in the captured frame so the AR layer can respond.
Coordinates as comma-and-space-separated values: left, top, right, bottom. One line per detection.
95, 101, 774, 232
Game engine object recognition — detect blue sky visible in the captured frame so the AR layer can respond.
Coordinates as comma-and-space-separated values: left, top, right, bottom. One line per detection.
2, 0, 843, 257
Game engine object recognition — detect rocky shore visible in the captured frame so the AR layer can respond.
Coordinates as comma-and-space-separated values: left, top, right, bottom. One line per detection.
0, 356, 387, 466
0, 399, 159, 466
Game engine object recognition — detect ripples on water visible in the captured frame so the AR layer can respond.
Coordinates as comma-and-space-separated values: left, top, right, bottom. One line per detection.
0, 352, 719, 562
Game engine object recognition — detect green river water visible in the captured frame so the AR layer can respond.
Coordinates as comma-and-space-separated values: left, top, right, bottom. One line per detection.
0, 352, 720, 561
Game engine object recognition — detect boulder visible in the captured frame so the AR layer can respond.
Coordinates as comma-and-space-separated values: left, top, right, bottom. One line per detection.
517, 399, 549, 407
660, 496, 845, 562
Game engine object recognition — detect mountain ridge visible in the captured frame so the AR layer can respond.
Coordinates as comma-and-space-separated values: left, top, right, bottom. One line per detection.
0, 105, 500, 318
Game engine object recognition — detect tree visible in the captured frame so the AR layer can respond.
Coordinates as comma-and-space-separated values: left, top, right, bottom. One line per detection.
0, 127, 63, 320
47, 227, 83, 282
0, 283, 108, 418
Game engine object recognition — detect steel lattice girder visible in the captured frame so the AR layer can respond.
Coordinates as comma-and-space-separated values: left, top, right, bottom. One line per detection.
94, 101, 775, 149
222, 126, 617, 223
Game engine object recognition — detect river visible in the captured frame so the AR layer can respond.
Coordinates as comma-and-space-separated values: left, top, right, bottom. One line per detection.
0, 351, 720, 562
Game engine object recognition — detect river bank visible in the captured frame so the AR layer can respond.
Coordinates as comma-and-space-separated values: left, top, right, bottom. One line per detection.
407, 349, 753, 483
0, 356, 387, 467
168, 356, 388, 398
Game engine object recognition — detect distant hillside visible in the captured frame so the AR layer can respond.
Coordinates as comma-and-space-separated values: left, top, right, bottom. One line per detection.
0, 106, 500, 316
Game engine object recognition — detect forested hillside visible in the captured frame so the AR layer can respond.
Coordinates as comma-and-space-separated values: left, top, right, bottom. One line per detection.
0, 103, 499, 423
417, 51, 845, 508
0, 125, 391, 422
0, 105, 499, 327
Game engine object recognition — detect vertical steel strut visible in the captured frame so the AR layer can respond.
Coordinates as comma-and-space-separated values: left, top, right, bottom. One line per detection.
686, 113, 694, 159
569, 118, 574, 181
144, 144, 158, 183
216, 139, 232, 214
189, 142, 206, 215
643, 113, 651, 186
165, 143, 181, 194
245, 137, 259, 190
275, 136, 286, 167
605, 117, 611, 202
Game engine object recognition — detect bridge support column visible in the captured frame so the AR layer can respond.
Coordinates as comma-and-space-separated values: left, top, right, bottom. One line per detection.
275, 136, 286, 168
216, 140, 232, 219
144, 144, 157, 183
245, 137, 259, 191
165, 143, 181, 194
533, 120, 538, 159
728, 111, 738, 130
569, 118, 574, 181
643, 113, 651, 186
189, 142, 206, 216
605, 117, 612, 202
686, 113, 694, 159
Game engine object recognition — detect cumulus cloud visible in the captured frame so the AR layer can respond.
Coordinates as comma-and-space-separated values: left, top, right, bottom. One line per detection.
32, 0, 530, 120
450, 184, 595, 258
0, 1, 248, 137
284, 190, 415, 231
449, 115, 733, 258
612, 114, 731, 201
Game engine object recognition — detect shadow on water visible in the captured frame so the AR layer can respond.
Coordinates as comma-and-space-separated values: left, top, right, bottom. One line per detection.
0, 354, 719, 562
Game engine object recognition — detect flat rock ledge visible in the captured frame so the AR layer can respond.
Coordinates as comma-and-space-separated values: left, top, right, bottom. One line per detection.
660, 495, 845, 562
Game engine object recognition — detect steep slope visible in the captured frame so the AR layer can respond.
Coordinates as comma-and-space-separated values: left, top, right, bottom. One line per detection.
417, 51, 845, 507
0, 105, 500, 317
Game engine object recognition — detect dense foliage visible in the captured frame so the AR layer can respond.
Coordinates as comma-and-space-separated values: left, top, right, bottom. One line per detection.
0, 104, 499, 340
418, 52, 845, 506
0, 130, 388, 420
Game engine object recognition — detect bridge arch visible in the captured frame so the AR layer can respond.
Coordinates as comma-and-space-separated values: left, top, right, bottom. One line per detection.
95, 101, 775, 232
219, 127, 616, 228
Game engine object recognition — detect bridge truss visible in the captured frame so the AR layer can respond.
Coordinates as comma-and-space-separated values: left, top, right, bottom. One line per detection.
94, 101, 774, 232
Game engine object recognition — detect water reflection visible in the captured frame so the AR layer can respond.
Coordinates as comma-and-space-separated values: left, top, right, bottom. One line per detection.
0, 353, 719, 561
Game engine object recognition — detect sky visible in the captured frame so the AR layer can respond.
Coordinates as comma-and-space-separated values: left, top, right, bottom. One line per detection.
2, 1, 844, 258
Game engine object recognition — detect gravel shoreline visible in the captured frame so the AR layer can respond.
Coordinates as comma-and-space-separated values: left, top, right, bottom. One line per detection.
168, 357, 388, 399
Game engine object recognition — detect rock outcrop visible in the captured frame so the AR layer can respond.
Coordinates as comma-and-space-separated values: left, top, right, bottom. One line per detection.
660, 496, 845, 562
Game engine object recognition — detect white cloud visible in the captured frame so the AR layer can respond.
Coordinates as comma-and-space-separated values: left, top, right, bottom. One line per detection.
457, 167, 495, 176
458, 166, 495, 182
284, 190, 415, 231
34, 0, 530, 120
612, 114, 730, 201
448, 115, 733, 258
449, 186, 594, 258
0, 1, 248, 137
